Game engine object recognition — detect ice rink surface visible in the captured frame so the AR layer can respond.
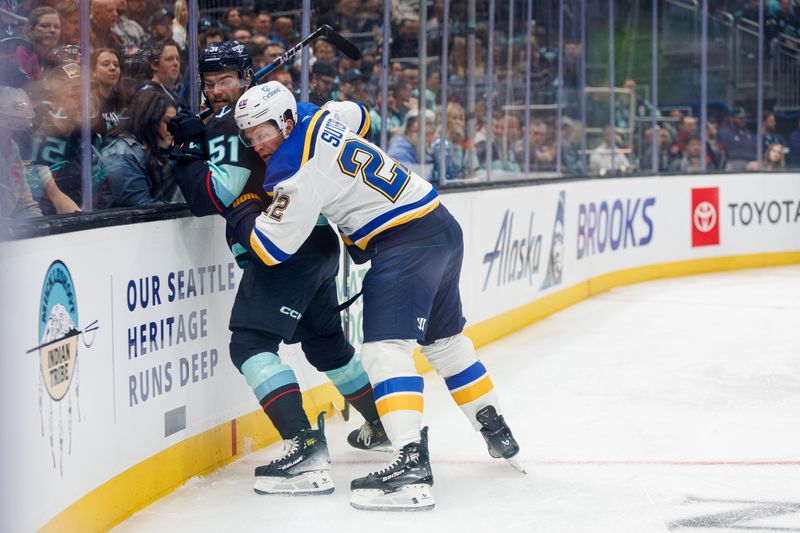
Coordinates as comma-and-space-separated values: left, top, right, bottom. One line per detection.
115, 266, 800, 533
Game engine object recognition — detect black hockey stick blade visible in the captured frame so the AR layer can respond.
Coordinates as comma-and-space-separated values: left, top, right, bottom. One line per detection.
320, 25, 362, 60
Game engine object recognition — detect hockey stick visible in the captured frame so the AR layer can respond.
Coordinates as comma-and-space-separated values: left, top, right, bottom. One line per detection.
252, 24, 361, 84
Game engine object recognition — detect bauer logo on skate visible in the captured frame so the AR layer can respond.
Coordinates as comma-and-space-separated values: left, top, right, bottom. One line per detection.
27, 260, 99, 474
576, 196, 656, 259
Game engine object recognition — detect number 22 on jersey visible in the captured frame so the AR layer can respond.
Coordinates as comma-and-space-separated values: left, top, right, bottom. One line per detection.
336, 139, 411, 203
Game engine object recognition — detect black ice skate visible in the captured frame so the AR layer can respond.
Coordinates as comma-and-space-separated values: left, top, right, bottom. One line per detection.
349, 427, 435, 511
476, 405, 526, 474
347, 418, 392, 452
254, 412, 334, 495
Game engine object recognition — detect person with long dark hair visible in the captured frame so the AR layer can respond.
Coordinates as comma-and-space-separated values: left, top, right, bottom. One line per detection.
91, 47, 125, 136
100, 91, 177, 207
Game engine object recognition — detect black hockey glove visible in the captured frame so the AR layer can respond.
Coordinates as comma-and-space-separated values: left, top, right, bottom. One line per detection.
223, 194, 266, 261
168, 110, 207, 145
168, 142, 206, 163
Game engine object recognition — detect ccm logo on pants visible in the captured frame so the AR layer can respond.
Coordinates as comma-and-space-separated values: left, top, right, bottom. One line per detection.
280, 306, 302, 320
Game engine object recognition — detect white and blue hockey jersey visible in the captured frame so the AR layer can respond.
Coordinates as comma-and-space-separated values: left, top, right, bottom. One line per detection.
246, 101, 440, 266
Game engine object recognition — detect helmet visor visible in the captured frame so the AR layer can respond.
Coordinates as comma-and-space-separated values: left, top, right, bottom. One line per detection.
239, 122, 281, 148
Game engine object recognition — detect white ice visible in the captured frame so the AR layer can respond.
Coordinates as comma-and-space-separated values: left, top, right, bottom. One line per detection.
114, 266, 800, 533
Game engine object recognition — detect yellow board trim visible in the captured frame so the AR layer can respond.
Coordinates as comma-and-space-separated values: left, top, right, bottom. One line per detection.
301, 110, 326, 166
40, 382, 339, 532
356, 198, 441, 250
375, 394, 425, 417
450, 375, 494, 405
42, 251, 800, 532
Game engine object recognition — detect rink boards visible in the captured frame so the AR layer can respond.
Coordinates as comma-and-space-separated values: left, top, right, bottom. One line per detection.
1, 172, 798, 532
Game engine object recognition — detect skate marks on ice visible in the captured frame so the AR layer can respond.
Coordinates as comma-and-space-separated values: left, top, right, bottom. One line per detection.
669, 496, 800, 531
114, 266, 800, 532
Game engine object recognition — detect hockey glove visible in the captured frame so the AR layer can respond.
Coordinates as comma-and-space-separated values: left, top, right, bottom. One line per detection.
168, 110, 207, 145
223, 193, 265, 231
230, 242, 250, 269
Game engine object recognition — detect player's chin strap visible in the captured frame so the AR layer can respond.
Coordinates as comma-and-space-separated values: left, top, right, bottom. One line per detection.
334, 289, 363, 313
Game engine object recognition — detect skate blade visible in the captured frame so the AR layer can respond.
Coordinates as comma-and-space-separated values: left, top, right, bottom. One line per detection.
254, 470, 335, 495
359, 441, 394, 453
350, 484, 435, 511
505, 455, 527, 475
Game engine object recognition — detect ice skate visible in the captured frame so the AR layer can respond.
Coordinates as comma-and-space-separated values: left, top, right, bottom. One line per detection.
476, 405, 526, 474
347, 418, 392, 452
350, 427, 435, 511
254, 412, 335, 495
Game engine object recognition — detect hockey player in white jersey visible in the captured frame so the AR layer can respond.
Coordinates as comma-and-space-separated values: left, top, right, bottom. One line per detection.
223, 81, 523, 511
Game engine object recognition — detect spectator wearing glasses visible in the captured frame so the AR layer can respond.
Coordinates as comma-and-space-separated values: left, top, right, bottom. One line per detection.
101, 91, 177, 207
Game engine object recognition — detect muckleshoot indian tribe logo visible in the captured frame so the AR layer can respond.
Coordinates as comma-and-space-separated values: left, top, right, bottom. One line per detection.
26, 260, 98, 474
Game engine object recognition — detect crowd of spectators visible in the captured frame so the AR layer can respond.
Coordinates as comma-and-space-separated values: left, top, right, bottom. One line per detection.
1, 0, 799, 222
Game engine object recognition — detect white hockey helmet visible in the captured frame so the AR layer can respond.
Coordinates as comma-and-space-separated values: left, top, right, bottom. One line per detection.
235, 81, 298, 141
0, 86, 35, 131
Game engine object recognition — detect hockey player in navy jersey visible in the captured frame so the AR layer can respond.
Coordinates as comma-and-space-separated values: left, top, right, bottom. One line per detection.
224, 80, 523, 511
169, 41, 389, 496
